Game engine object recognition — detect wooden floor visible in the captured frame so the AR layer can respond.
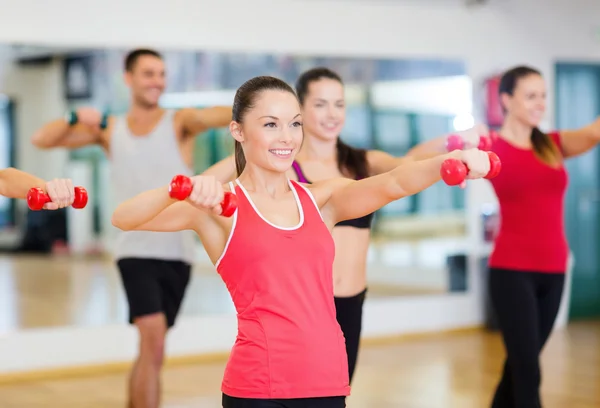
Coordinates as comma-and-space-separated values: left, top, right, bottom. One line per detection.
0, 241, 459, 333
0, 322, 598, 408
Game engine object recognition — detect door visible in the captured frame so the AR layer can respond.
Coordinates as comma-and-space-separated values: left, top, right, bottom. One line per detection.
555, 63, 600, 319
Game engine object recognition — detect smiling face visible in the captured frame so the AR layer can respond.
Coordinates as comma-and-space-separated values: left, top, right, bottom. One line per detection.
501, 72, 546, 128
124, 54, 166, 108
231, 88, 303, 174
300, 77, 345, 141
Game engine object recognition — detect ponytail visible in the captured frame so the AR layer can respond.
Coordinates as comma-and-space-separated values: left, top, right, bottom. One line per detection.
234, 140, 246, 176
336, 138, 369, 179
531, 127, 561, 167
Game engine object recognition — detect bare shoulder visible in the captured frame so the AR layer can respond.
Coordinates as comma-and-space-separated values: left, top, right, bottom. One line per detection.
302, 178, 353, 207
173, 107, 191, 123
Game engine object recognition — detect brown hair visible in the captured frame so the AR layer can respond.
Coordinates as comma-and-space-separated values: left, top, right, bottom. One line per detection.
499, 66, 561, 166
124, 48, 163, 72
232, 76, 297, 176
295, 67, 369, 179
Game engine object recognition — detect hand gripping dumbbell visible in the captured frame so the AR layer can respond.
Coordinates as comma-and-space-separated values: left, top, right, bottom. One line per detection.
27, 187, 89, 211
168, 175, 237, 217
440, 151, 502, 186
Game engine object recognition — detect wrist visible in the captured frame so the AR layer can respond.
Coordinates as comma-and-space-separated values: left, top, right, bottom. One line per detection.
64, 110, 78, 126
446, 150, 463, 161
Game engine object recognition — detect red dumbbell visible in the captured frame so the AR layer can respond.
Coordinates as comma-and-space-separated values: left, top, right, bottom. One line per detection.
168, 174, 237, 217
440, 151, 502, 186
477, 135, 492, 151
27, 186, 89, 211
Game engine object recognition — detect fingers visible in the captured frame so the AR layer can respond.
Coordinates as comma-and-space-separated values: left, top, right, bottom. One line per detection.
45, 179, 75, 209
464, 149, 491, 179
65, 179, 75, 206
187, 176, 224, 212
43, 202, 59, 210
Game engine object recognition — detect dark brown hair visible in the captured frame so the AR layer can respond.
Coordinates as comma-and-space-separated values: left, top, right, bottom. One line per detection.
295, 67, 369, 179
124, 48, 163, 72
232, 76, 297, 175
499, 66, 561, 166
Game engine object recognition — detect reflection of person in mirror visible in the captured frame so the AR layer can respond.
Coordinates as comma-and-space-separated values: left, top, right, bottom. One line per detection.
411, 65, 600, 408
30, 48, 232, 408
202, 67, 484, 384
111, 75, 492, 407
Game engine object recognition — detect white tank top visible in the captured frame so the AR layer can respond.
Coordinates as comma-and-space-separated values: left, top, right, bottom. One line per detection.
109, 109, 196, 263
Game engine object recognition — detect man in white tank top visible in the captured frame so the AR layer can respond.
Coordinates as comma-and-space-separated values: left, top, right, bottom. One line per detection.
30, 48, 232, 408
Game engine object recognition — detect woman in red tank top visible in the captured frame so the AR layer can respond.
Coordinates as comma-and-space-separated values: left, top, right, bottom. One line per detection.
112, 75, 492, 408
409, 66, 600, 408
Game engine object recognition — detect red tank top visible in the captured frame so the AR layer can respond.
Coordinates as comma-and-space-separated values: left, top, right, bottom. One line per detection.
215, 179, 350, 399
488, 132, 569, 273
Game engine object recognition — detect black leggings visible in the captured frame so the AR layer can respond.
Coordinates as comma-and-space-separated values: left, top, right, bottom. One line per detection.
222, 394, 346, 408
334, 288, 367, 383
489, 268, 565, 408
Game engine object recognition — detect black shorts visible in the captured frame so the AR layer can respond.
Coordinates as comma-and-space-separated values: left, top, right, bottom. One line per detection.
117, 257, 191, 328
222, 394, 346, 408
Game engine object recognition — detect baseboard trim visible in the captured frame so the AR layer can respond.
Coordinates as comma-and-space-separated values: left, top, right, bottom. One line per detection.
0, 325, 484, 385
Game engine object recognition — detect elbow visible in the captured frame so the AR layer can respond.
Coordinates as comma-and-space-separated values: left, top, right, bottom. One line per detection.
111, 213, 134, 231
31, 132, 50, 149
384, 174, 409, 201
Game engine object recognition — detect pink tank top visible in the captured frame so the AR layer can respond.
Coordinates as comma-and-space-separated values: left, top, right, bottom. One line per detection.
215, 179, 350, 399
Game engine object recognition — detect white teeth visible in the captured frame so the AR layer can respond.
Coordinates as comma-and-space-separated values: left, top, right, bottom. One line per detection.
270, 149, 292, 156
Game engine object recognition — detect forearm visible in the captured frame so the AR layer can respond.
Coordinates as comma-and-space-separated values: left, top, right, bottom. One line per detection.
111, 186, 177, 231
31, 119, 73, 148
182, 106, 233, 135
0, 168, 46, 199
389, 152, 458, 196
205, 106, 233, 128
405, 136, 448, 159
201, 155, 236, 182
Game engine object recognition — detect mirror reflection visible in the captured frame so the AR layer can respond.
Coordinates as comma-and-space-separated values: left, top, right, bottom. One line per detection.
0, 45, 473, 334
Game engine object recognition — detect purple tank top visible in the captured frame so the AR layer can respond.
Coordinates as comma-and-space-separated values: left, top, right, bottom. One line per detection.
290, 161, 374, 229
292, 161, 309, 183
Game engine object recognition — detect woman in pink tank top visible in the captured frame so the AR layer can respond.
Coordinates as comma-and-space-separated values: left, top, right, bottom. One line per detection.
112, 75, 492, 408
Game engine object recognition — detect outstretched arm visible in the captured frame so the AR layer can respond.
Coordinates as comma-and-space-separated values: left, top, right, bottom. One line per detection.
318, 149, 491, 225
367, 149, 443, 175
178, 106, 232, 137
112, 156, 237, 233
202, 154, 236, 182
111, 185, 200, 232
0, 168, 46, 199
559, 117, 600, 158
111, 175, 230, 233
405, 124, 490, 159
0, 168, 79, 210
112, 175, 232, 264
31, 108, 109, 150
